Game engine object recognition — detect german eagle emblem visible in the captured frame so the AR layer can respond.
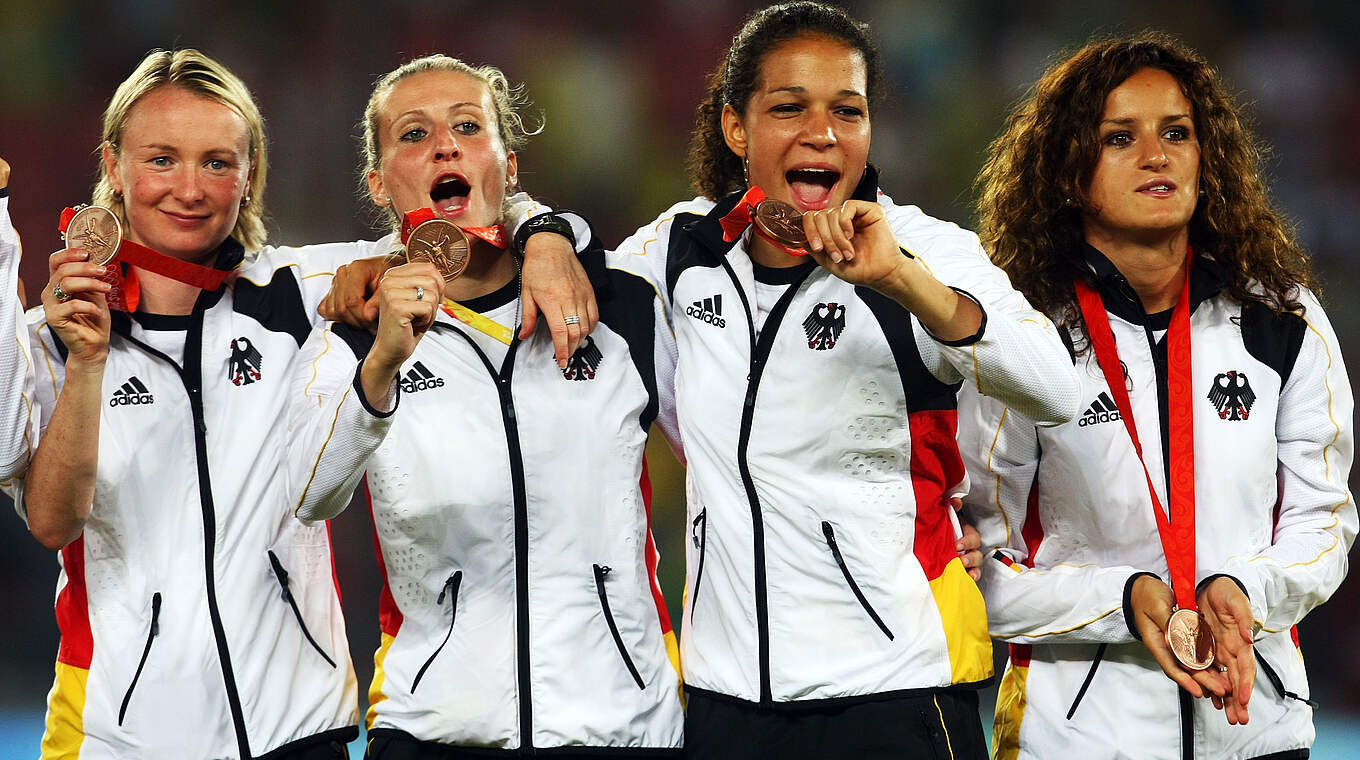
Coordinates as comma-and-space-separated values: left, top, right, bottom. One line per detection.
563, 336, 602, 381
803, 302, 846, 350
1207, 370, 1254, 420
228, 337, 263, 386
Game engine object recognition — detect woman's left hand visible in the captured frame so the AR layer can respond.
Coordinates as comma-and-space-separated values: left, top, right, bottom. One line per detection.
1197, 577, 1256, 725
801, 200, 906, 290
519, 233, 597, 369
950, 497, 983, 581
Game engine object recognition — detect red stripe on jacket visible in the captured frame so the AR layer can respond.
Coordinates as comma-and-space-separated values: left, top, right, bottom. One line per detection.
908, 409, 966, 580
56, 536, 93, 669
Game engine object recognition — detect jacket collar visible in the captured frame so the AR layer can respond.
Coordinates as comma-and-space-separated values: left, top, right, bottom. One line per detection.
1079, 241, 1225, 329
685, 165, 882, 261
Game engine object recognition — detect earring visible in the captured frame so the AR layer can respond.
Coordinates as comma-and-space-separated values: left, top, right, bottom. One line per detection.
240, 195, 251, 207
742, 155, 750, 187
113, 188, 123, 199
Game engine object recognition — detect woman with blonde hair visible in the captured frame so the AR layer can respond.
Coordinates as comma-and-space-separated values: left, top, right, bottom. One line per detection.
964, 31, 1354, 759
289, 54, 683, 759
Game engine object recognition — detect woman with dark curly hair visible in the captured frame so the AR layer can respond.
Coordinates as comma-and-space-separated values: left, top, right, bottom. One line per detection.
962, 31, 1354, 759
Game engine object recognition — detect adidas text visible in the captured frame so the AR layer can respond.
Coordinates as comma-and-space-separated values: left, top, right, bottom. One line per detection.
110, 377, 154, 407
400, 362, 445, 393
1078, 409, 1121, 426
686, 295, 726, 328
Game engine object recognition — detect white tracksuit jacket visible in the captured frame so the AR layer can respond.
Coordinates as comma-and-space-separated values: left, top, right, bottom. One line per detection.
13, 237, 378, 759
289, 227, 684, 753
606, 173, 1081, 707
0, 193, 38, 482
960, 246, 1355, 760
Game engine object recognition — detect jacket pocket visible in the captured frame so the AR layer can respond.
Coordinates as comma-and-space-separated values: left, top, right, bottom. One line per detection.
1255, 649, 1318, 708
267, 550, 336, 669
593, 564, 645, 690
1065, 643, 1107, 719
118, 592, 161, 726
820, 521, 894, 640
689, 509, 708, 616
411, 571, 462, 694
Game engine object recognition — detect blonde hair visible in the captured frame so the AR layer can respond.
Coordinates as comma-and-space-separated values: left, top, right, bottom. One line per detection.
360, 55, 539, 232
95, 48, 268, 250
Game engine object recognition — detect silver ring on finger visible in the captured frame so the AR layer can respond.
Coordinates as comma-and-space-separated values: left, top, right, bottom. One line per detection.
52, 281, 72, 302
563, 314, 581, 326
1218, 664, 1228, 673
415, 285, 424, 301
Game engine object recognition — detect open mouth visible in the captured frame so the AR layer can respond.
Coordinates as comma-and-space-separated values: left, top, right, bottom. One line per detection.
786, 168, 840, 210
430, 174, 471, 214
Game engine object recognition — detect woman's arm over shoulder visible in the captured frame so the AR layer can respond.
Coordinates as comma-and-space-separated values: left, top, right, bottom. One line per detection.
607, 197, 717, 304
1220, 291, 1356, 635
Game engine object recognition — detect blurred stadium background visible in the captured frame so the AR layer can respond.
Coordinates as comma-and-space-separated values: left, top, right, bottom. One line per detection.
1, 0, 1356, 756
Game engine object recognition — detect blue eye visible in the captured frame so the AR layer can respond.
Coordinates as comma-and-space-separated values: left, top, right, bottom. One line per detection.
150, 156, 171, 167
207, 159, 229, 171
400, 127, 427, 143
453, 121, 480, 135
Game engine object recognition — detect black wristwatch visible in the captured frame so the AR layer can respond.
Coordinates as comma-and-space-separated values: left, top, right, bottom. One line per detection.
515, 212, 576, 254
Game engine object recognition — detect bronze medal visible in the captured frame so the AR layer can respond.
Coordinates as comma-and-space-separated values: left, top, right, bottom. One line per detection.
753, 198, 808, 250
1166, 607, 1215, 671
64, 205, 122, 266
405, 218, 469, 283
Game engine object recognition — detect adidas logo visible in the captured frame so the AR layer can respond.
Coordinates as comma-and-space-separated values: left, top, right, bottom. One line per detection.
685, 294, 726, 328
1077, 391, 1121, 427
400, 361, 445, 393
109, 376, 154, 407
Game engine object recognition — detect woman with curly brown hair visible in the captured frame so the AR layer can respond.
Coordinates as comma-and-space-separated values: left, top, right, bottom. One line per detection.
962, 31, 1354, 759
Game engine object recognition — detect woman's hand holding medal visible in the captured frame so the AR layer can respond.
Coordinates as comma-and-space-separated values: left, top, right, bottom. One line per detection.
44, 203, 116, 370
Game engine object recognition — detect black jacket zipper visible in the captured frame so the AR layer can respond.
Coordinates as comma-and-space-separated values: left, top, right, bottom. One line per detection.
1065, 643, 1107, 719
119, 311, 252, 758
689, 509, 708, 615
118, 592, 161, 725
718, 257, 815, 704
593, 564, 645, 690
441, 322, 535, 748
267, 550, 337, 668
820, 522, 894, 640
411, 571, 463, 693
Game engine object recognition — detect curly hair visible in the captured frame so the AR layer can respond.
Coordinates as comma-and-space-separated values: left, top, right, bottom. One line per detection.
97, 48, 268, 250
976, 30, 1312, 336
685, 1, 884, 201
360, 54, 540, 234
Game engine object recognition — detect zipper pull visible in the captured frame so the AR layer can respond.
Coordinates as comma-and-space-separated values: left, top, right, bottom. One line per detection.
150, 592, 162, 637
267, 551, 291, 600
436, 573, 456, 605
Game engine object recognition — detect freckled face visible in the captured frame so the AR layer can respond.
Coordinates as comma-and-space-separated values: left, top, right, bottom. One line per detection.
368, 69, 517, 229
104, 86, 252, 260
723, 34, 871, 212
1083, 67, 1201, 249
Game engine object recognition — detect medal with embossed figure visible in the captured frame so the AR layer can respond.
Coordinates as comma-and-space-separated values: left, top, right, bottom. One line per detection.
63, 205, 122, 266
405, 217, 469, 283
1166, 607, 1215, 671
753, 198, 809, 254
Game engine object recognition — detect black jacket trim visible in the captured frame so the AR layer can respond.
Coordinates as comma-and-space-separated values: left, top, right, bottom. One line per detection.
855, 285, 959, 413
351, 361, 398, 419
1123, 571, 1161, 640
1079, 242, 1225, 328
924, 287, 988, 347
252, 726, 360, 760
682, 677, 993, 712
1194, 573, 1249, 600
233, 264, 313, 348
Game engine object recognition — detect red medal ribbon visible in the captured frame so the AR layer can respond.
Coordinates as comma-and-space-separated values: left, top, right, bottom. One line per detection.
1075, 247, 1198, 610
400, 208, 507, 249
719, 186, 766, 242
59, 207, 233, 312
